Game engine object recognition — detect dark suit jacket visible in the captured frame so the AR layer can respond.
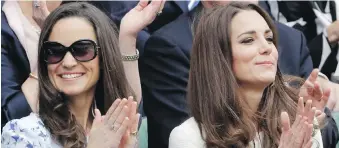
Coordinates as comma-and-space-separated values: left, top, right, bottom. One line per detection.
141, 8, 338, 147
85, 1, 189, 55
1, 12, 31, 128
136, 1, 189, 54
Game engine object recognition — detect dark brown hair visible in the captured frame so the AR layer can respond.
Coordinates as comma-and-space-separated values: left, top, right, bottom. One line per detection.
188, 2, 300, 147
37, 2, 133, 147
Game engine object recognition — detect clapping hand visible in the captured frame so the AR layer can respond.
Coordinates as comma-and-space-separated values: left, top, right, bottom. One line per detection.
300, 69, 331, 111
299, 69, 331, 125
87, 99, 131, 148
278, 97, 316, 148
119, 97, 140, 148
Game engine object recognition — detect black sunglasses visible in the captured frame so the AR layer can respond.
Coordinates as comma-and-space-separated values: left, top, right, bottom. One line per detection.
43, 39, 99, 64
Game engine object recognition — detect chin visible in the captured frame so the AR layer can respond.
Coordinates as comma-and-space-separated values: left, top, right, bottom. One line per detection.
256, 75, 276, 86
60, 89, 84, 97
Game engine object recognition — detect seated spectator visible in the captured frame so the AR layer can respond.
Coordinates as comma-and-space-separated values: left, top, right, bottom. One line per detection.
1, 0, 61, 128
1, 0, 161, 147
140, 0, 338, 147
169, 2, 324, 147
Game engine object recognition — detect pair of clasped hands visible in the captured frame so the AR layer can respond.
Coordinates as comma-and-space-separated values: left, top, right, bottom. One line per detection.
279, 69, 331, 148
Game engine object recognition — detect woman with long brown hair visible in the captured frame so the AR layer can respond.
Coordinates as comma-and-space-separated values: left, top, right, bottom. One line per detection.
170, 2, 325, 148
1, 0, 164, 147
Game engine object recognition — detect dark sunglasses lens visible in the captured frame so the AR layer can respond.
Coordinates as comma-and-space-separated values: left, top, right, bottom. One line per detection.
72, 41, 96, 62
44, 43, 66, 64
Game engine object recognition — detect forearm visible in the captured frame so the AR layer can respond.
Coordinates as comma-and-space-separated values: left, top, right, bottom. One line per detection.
21, 76, 39, 113
119, 33, 142, 103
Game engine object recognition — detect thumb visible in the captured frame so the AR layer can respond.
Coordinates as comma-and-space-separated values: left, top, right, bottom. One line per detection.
281, 112, 290, 132
92, 109, 102, 128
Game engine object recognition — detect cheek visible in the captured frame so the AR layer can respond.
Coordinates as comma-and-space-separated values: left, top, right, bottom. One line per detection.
47, 64, 59, 76
273, 48, 279, 60
88, 58, 100, 81
231, 45, 258, 81
47, 64, 59, 87
270, 45, 279, 63
232, 46, 257, 70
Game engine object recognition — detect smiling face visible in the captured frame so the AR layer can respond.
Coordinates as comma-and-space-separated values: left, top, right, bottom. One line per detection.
46, 17, 100, 97
230, 10, 278, 86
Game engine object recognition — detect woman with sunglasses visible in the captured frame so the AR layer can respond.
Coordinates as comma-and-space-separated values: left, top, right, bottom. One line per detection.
1, 0, 163, 147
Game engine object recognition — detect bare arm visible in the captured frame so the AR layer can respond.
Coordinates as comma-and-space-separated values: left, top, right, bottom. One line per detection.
118, 0, 165, 104
119, 34, 142, 104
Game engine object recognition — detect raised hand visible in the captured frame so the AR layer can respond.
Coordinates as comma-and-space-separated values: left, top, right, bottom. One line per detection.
278, 97, 315, 148
120, 0, 165, 37
87, 99, 132, 148
32, 0, 50, 29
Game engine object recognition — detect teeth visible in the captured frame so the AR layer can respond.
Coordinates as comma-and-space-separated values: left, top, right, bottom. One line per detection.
61, 74, 82, 79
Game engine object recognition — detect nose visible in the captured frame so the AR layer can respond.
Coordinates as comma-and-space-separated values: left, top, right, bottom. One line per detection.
61, 52, 77, 69
258, 37, 273, 55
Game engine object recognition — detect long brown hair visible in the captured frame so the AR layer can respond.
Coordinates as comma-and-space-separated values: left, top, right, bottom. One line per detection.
188, 2, 300, 147
37, 2, 133, 147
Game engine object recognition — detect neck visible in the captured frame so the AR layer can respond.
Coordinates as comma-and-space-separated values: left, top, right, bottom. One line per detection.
238, 84, 267, 115
68, 90, 95, 131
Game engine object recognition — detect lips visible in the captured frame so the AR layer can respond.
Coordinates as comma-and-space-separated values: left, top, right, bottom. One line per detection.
256, 61, 274, 65
58, 73, 85, 79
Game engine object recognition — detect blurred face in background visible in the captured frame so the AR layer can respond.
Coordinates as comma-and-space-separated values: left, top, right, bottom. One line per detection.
230, 10, 278, 87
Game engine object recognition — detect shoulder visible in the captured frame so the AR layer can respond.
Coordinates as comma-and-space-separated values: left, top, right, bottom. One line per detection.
1, 113, 55, 148
172, 117, 200, 133
169, 117, 205, 148
275, 22, 304, 42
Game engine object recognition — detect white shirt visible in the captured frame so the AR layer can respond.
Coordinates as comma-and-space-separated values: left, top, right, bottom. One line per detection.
169, 117, 323, 148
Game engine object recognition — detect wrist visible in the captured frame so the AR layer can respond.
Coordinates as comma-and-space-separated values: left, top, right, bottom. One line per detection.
119, 34, 137, 55
119, 30, 138, 40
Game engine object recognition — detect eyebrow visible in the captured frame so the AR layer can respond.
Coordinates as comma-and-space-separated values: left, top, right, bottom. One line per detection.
237, 29, 272, 38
